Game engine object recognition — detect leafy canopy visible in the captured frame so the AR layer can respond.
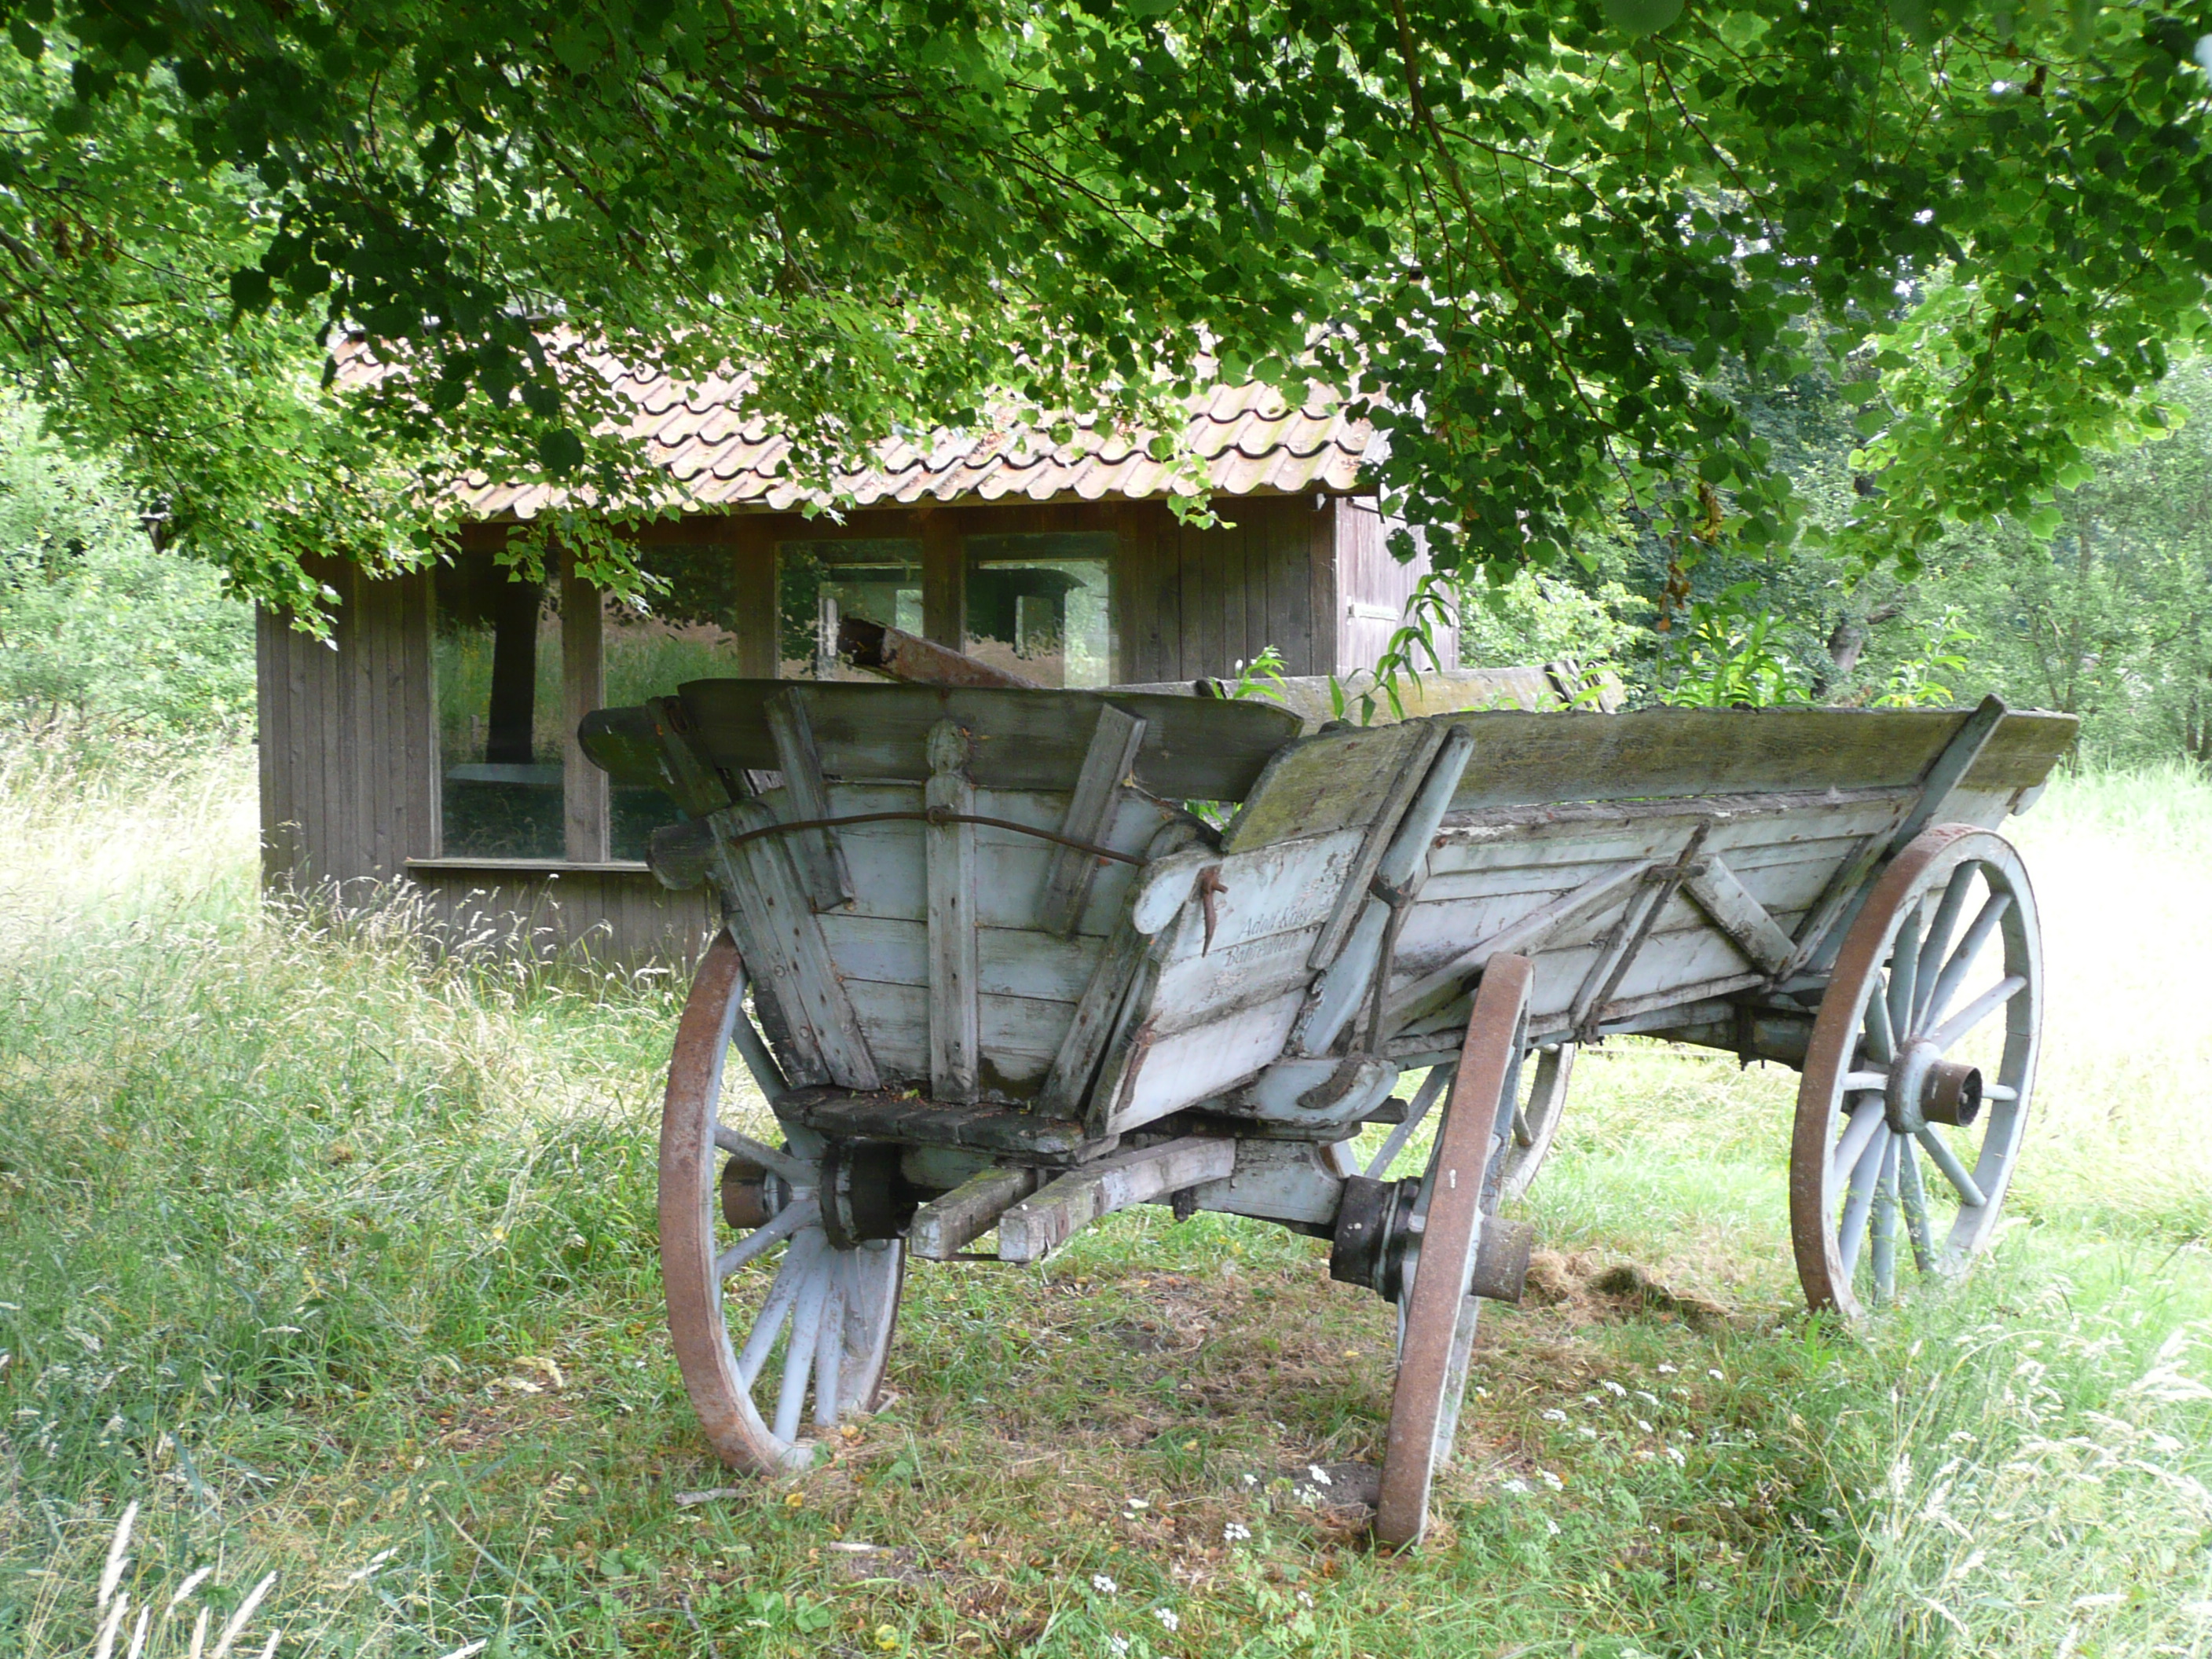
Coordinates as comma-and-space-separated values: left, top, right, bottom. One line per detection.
2, 0, 2210, 607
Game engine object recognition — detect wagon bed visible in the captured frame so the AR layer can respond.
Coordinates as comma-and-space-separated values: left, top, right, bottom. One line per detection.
584, 680, 2075, 1544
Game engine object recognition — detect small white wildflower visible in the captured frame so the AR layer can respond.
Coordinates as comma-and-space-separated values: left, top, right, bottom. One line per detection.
1577, 1426, 1599, 1441
1637, 1419, 1654, 1434
1499, 1478, 1531, 1494
1306, 1464, 1333, 1487
1708, 1368, 1725, 1381
1601, 1380, 1628, 1397
1222, 1523, 1251, 1544
1656, 1364, 1678, 1375
1296, 1590, 1314, 1609
1545, 1518, 1561, 1536
1540, 1408, 1569, 1423
1153, 1608, 1180, 1632
1092, 1574, 1119, 1595
1108, 1639, 1131, 1657
1666, 1445, 1687, 1468
2073, 1594, 2125, 1610
1538, 1469, 1564, 1491
1241, 1473, 1258, 1486
1124, 1497, 1150, 1511
1634, 1389, 1661, 1407
1582, 1393, 1602, 1405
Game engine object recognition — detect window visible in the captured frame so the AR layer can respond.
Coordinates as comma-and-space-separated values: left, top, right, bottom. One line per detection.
963, 532, 1115, 687
777, 538, 924, 679
602, 546, 753, 861
433, 554, 564, 859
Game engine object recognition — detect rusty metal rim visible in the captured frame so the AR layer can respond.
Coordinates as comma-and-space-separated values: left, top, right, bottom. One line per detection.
1375, 952, 1535, 1549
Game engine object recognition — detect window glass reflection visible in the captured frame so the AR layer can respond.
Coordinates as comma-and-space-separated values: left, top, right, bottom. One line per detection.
963, 532, 1115, 687
777, 539, 924, 679
434, 553, 564, 859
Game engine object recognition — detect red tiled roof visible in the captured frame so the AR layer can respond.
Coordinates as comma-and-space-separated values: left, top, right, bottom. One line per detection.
390, 351, 1378, 518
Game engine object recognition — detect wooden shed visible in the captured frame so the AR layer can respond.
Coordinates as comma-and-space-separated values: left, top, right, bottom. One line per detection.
255, 375, 1455, 962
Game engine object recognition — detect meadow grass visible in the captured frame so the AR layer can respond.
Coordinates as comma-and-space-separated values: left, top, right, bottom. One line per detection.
3, 747, 2210, 1658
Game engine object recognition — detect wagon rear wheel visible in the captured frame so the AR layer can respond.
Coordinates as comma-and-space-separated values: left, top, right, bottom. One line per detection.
1498, 1042, 1574, 1205
1375, 954, 1534, 1549
661, 934, 905, 1474
1791, 826, 2042, 1322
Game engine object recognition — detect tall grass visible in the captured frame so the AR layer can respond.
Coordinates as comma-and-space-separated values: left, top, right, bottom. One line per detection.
3, 742, 2210, 1657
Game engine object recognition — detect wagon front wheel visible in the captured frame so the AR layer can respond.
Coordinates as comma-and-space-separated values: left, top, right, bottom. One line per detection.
661, 934, 905, 1474
1791, 826, 2042, 1322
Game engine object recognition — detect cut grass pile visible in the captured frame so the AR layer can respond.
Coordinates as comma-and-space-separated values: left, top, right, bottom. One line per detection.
2, 745, 2210, 1658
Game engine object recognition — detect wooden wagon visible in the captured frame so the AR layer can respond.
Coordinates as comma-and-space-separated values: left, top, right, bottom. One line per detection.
582, 677, 2075, 1545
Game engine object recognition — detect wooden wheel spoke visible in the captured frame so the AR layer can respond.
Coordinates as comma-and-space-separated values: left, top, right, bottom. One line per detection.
1837, 1127, 1886, 1278
1870, 1136, 1899, 1302
1897, 1137, 1936, 1274
811, 1253, 849, 1430
1913, 866, 1979, 1027
1921, 892, 2012, 1035
1862, 977, 1898, 1064
1925, 975, 2027, 1053
736, 1228, 825, 1387
1885, 912, 1921, 1053
774, 1253, 833, 1445
1840, 1069, 1889, 1093
1914, 1126, 1987, 1210
1365, 1064, 1452, 1179
1831, 1096, 1887, 1191
714, 1196, 819, 1279
711, 1126, 816, 1189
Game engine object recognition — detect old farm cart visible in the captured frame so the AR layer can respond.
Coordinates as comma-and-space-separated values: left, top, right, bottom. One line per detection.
583, 683, 2077, 1546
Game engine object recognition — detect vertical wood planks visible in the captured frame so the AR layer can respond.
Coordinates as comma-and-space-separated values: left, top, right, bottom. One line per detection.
1307, 721, 1449, 969
1037, 915, 1148, 1118
1038, 704, 1148, 936
925, 720, 982, 1101
712, 798, 877, 1089
764, 687, 855, 910
922, 509, 965, 651
562, 557, 610, 863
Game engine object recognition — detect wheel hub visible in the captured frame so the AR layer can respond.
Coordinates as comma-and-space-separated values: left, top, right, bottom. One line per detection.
1329, 1174, 1533, 1306
1884, 1038, 1983, 1133
720, 1156, 792, 1229
818, 1141, 917, 1249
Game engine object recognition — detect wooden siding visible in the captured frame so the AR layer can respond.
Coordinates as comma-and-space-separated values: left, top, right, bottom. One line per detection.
404, 863, 720, 967
1333, 498, 1456, 675
1117, 493, 1339, 681
257, 553, 438, 893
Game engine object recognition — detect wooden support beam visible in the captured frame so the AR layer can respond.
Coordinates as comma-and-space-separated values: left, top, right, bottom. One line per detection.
1038, 705, 1148, 936
907, 1166, 1042, 1260
712, 797, 880, 1091
925, 720, 982, 1102
997, 1137, 1238, 1265
561, 556, 610, 863
1680, 854, 1797, 977
764, 687, 855, 911
1382, 859, 1654, 1034
837, 617, 1040, 690
1569, 826, 1708, 1038
1037, 914, 1148, 1118
1889, 694, 2009, 855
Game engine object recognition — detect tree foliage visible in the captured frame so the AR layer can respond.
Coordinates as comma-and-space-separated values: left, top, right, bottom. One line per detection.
1, 1, 2210, 610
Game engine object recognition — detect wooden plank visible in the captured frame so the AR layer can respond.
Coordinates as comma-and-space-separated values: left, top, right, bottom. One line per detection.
1424, 705, 2078, 815
1312, 498, 1342, 677
712, 798, 880, 1090
401, 568, 440, 862
1306, 721, 1448, 969
562, 559, 610, 863
996, 1137, 1238, 1264
780, 1089, 1088, 1156
1382, 859, 1655, 1032
1038, 704, 1148, 936
1038, 915, 1148, 1118
815, 913, 1101, 1004
1222, 718, 1434, 855
909, 1166, 1043, 1260
764, 687, 856, 910
731, 516, 780, 679
1293, 724, 1477, 1052
1680, 855, 1797, 976
1102, 983, 1309, 1134
678, 679, 1302, 801
925, 720, 981, 1101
